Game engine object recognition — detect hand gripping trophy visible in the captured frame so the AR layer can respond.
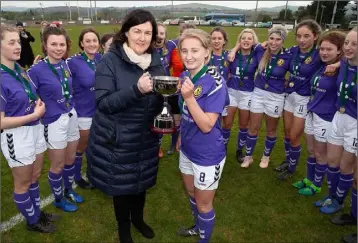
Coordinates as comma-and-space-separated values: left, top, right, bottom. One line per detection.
151, 75, 181, 134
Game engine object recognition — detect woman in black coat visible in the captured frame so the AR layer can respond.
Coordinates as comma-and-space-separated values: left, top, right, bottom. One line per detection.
16, 22, 35, 68
86, 9, 164, 243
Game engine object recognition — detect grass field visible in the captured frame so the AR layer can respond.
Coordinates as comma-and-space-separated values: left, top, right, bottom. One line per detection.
1, 25, 356, 243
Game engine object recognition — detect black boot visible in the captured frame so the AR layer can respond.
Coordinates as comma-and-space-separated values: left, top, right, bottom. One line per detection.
113, 195, 134, 243
131, 191, 155, 239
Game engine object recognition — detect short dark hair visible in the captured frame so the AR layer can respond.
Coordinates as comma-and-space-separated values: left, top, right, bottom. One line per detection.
100, 33, 114, 46
113, 9, 158, 53
210, 27, 229, 48
78, 28, 100, 50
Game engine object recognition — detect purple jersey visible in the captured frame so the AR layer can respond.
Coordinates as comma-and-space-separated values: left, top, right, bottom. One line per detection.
255, 48, 291, 94
179, 68, 228, 166
307, 64, 338, 122
27, 59, 73, 125
209, 50, 230, 81
1, 64, 39, 126
66, 52, 102, 118
335, 59, 357, 119
154, 41, 176, 76
286, 46, 321, 96
227, 44, 264, 91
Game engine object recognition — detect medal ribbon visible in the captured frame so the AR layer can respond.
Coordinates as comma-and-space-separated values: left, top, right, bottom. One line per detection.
339, 63, 357, 107
237, 50, 253, 81
1, 63, 37, 102
44, 58, 70, 101
310, 65, 324, 97
293, 46, 316, 76
209, 52, 225, 74
81, 52, 96, 71
179, 65, 208, 114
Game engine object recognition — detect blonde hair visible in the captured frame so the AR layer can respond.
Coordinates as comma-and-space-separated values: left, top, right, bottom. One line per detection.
258, 26, 288, 73
179, 23, 196, 35
0, 25, 19, 41
178, 28, 211, 64
237, 28, 259, 45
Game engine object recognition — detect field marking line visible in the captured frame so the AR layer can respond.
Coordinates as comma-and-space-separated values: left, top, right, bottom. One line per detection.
1, 174, 86, 233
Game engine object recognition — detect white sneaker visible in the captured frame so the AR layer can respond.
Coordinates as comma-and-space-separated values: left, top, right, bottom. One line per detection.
241, 156, 253, 168
259, 155, 270, 168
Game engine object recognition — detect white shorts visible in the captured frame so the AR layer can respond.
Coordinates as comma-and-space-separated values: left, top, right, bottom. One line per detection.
228, 88, 252, 111
327, 111, 357, 154
250, 88, 285, 118
179, 151, 226, 190
304, 112, 332, 143
78, 117, 92, 130
44, 108, 80, 150
284, 92, 309, 118
1, 124, 47, 168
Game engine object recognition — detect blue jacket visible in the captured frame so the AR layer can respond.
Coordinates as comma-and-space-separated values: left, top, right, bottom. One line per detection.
86, 43, 164, 196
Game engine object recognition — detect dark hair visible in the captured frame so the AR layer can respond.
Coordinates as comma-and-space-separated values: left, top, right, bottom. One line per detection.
210, 27, 228, 48
42, 26, 71, 55
78, 28, 100, 50
100, 33, 114, 46
295, 19, 322, 40
113, 9, 157, 54
318, 30, 346, 62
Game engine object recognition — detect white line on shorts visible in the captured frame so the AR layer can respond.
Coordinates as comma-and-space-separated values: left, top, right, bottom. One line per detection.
0, 175, 86, 233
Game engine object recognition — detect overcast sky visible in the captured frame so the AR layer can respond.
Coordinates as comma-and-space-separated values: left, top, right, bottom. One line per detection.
1, 1, 313, 10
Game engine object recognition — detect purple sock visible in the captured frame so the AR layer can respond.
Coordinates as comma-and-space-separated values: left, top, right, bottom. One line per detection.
306, 157, 317, 182
171, 128, 179, 148
222, 128, 231, 146
336, 173, 353, 204
312, 163, 327, 187
288, 145, 301, 174
63, 164, 75, 190
74, 152, 83, 182
284, 138, 291, 162
245, 134, 258, 156
189, 197, 199, 229
48, 171, 63, 201
237, 128, 248, 151
327, 166, 340, 197
263, 136, 277, 157
351, 189, 357, 218
198, 209, 215, 243
28, 182, 40, 220
13, 191, 38, 225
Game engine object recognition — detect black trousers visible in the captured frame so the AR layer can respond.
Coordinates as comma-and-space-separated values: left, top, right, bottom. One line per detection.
112, 191, 146, 230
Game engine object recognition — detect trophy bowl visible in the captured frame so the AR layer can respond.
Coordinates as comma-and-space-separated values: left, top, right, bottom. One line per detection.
151, 76, 180, 134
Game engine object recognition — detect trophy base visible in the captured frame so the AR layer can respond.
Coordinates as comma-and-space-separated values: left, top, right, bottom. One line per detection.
151, 126, 176, 134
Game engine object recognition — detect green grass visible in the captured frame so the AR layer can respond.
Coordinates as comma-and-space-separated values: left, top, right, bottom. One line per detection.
1, 25, 356, 242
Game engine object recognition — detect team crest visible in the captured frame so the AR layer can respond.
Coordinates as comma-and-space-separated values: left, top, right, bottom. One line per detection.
305, 56, 312, 64
224, 60, 229, 67
64, 70, 70, 78
194, 85, 203, 98
163, 49, 168, 56
277, 59, 285, 66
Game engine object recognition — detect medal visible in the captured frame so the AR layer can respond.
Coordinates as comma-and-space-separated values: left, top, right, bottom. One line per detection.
264, 83, 269, 89
239, 81, 244, 87
66, 102, 70, 108
339, 107, 345, 113
289, 82, 294, 88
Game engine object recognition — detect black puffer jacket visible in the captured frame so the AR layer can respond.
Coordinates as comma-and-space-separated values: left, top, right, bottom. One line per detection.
86, 43, 164, 196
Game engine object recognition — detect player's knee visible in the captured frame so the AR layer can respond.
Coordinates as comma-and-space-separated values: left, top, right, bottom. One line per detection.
50, 161, 65, 174
31, 170, 42, 183
340, 161, 354, 174
196, 201, 213, 214
307, 146, 315, 158
314, 149, 325, 162
14, 179, 32, 194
